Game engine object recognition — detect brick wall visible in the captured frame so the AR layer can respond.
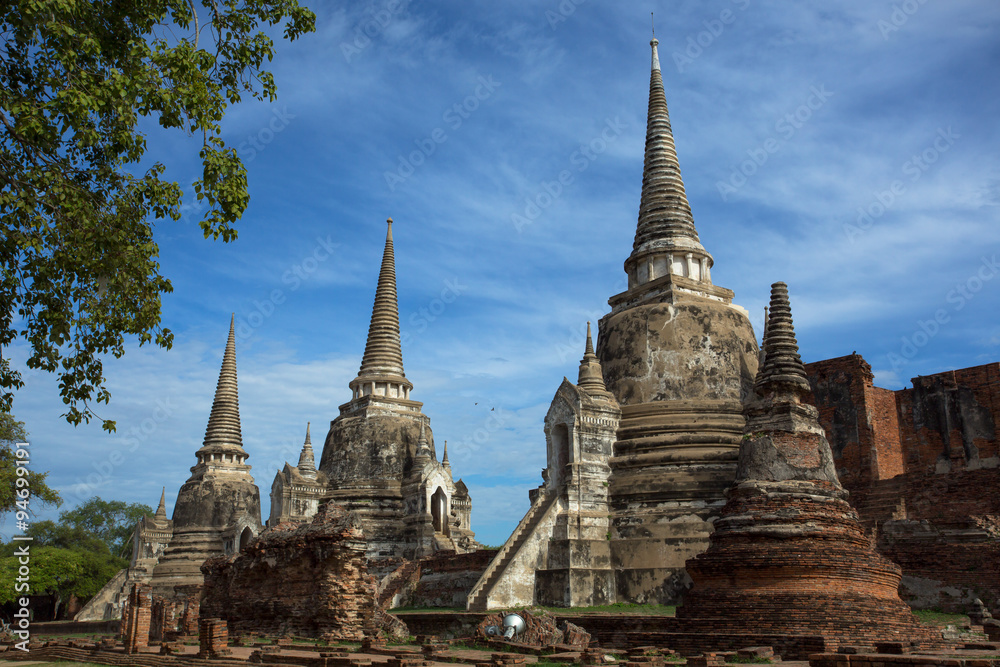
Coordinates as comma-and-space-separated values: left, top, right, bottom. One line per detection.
805, 355, 877, 494
805, 356, 1000, 613
200, 503, 377, 640
149, 585, 200, 641
896, 363, 1000, 474
869, 386, 903, 479
810, 651, 1000, 667
410, 550, 494, 609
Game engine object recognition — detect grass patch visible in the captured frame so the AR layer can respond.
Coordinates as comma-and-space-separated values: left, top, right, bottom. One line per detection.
532, 603, 676, 616
727, 657, 774, 664
391, 606, 466, 614
912, 609, 969, 626
449, 641, 494, 652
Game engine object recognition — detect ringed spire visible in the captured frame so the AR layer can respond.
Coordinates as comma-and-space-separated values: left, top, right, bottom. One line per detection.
195, 315, 249, 465
349, 219, 413, 401
755, 282, 811, 397
297, 422, 317, 479
625, 34, 714, 290
155, 487, 167, 520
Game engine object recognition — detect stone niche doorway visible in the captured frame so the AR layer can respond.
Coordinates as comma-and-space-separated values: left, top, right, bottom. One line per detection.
239, 526, 253, 550
549, 423, 570, 488
431, 487, 449, 536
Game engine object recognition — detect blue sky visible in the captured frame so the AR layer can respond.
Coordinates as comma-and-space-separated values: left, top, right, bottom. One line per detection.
5, 1, 1000, 547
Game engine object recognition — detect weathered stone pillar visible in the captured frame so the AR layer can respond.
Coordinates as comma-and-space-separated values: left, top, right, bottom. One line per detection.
198, 618, 230, 658
122, 583, 152, 654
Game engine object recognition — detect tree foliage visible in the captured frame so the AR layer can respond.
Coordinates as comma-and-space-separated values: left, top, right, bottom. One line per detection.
27, 496, 153, 558
0, 411, 61, 515
0, 546, 124, 609
0, 0, 315, 431
0, 494, 150, 617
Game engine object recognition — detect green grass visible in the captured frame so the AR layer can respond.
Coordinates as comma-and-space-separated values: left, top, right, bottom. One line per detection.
449, 641, 494, 652
911, 609, 970, 625
532, 602, 676, 616
726, 657, 774, 664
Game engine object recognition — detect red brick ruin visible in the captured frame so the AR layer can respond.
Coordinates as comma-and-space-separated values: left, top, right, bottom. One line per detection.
200, 503, 384, 641
806, 356, 1000, 612
120, 583, 151, 654
677, 283, 940, 649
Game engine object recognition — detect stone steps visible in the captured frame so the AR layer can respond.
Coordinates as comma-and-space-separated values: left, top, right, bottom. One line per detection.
467, 492, 555, 610
378, 560, 422, 610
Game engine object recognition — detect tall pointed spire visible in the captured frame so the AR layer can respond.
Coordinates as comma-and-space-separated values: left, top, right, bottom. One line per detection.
625, 34, 713, 290
155, 487, 167, 519
359, 218, 405, 378
755, 282, 811, 398
349, 219, 413, 401
442, 440, 450, 469
635, 36, 701, 251
577, 322, 613, 398
297, 422, 317, 479
196, 315, 248, 464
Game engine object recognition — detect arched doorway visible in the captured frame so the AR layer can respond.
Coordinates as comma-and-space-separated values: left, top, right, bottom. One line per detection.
239, 526, 253, 550
431, 487, 449, 535
550, 423, 569, 488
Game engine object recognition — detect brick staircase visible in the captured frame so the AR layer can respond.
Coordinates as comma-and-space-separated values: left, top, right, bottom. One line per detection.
466, 490, 557, 611
377, 560, 422, 610
854, 476, 907, 530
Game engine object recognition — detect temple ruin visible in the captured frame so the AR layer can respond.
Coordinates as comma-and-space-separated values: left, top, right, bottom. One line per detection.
272, 218, 478, 560
78, 26, 999, 649
149, 316, 264, 598
470, 35, 760, 609
805, 355, 1000, 613
677, 282, 940, 648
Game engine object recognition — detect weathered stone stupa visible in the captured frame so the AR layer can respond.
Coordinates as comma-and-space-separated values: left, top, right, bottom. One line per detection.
268, 423, 329, 525
596, 37, 759, 603
150, 316, 263, 597
315, 219, 476, 560
677, 282, 937, 647
467, 325, 621, 610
